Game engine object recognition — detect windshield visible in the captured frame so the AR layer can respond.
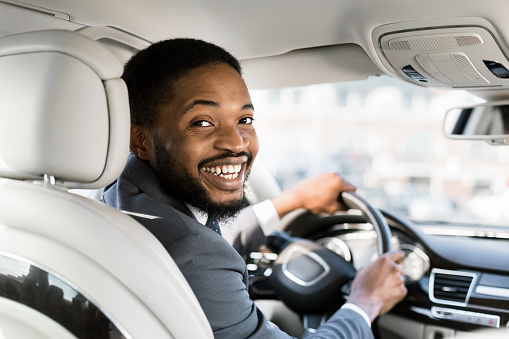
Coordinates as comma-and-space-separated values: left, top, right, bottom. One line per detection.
251, 76, 509, 226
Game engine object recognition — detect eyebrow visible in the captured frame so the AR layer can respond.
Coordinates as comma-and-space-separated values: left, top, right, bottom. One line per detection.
184, 99, 218, 113
243, 103, 255, 111
183, 99, 255, 114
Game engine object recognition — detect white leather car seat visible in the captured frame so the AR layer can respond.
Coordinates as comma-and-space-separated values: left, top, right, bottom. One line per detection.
0, 30, 213, 339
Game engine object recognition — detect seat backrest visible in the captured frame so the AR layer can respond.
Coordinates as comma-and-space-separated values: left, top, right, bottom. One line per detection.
0, 29, 213, 339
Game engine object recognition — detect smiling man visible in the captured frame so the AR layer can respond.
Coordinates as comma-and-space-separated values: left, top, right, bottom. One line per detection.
103, 38, 406, 338
144, 61, 257, 222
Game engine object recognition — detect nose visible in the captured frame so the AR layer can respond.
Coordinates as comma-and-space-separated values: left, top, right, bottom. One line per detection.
213, 124, 249, 153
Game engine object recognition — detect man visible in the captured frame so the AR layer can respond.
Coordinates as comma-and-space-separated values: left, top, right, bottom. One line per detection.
103, 38, 406, 338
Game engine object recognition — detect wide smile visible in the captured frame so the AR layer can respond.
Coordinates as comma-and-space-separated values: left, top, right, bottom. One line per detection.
200, 156, 248, 191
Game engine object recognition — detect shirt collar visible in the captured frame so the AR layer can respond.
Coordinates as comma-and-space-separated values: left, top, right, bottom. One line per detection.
186, 204, 208, 225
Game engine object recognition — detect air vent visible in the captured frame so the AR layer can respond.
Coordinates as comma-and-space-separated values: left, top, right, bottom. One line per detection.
430, 269, 477, 307
389, 33, 484, 51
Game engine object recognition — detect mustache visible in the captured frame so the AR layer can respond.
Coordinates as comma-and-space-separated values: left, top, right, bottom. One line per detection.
197, 151, 252, 169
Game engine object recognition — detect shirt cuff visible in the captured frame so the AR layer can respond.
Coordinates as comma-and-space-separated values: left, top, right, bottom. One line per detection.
341, 303, 371, 328
251, 199, 282, 235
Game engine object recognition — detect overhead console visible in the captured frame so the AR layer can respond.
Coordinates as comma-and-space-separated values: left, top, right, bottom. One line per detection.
372, 18, 509, 90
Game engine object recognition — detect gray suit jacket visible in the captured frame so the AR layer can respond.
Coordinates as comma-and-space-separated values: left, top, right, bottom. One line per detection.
103, 153, 373, 338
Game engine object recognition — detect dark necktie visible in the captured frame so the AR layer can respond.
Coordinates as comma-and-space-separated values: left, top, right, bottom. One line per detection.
206, 215, 222, 236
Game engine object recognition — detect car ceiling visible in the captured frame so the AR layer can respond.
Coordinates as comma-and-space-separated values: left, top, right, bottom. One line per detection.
3, 0, 509, 98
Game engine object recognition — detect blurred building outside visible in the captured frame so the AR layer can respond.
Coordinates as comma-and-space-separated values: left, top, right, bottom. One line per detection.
251, 76, 509, 225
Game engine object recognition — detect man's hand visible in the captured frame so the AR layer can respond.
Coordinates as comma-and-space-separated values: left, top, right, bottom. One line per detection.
271, 172, 356, 218
347, 250, 407, 322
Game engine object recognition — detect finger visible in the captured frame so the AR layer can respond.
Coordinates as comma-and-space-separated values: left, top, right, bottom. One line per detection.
328, 201, 343, 213
338, 176, 357, 192
309, 200, 341, 214
384, 250, 406, 263
342, 183, 357, 192
387, 261, 404, 277
396, 263, 405, 276
327, 203, 341, 214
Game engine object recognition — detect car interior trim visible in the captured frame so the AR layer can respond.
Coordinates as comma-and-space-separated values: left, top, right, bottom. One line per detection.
431, 306, 500, 328
475, 285, 509, 299
429, 268, 478, 307
315, 237, 352, 262
0, 0, 70, 20
421, 226, 509, 239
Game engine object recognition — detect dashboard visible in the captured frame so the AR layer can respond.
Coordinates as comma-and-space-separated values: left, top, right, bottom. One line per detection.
246, 208, 509, 336
306, 210, 509, 334
316, 225, 430, 282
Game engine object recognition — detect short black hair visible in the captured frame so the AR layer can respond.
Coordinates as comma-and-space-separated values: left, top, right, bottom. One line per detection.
122, 38, 243, 127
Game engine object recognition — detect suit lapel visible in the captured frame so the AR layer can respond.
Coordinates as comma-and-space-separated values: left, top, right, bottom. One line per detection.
122, 153, 196, 220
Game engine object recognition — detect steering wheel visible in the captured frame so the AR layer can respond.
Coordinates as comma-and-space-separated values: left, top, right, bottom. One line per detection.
264, 191, 393, 321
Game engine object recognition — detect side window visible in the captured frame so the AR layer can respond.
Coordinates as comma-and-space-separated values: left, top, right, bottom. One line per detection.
0, 254, 127, 339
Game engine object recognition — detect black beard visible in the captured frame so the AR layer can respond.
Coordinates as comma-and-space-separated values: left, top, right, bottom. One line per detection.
152, 134, 250, 222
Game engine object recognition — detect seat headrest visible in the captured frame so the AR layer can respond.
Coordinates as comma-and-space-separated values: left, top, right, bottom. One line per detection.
0, 30, 130, 189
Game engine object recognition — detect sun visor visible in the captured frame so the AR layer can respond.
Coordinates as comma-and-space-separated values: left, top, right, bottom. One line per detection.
373, 18, 509, 90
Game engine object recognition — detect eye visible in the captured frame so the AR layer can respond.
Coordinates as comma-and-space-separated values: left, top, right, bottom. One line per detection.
239, 117, 254, 125
192, 120, 213, 127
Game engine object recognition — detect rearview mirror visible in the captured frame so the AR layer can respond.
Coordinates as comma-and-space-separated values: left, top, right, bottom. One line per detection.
443, 100, 509, 145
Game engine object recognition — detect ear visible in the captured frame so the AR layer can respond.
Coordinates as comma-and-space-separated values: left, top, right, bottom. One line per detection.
130, 124, 155, 162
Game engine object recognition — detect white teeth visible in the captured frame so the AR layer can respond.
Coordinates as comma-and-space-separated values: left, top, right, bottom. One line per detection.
203, 164, 243, 179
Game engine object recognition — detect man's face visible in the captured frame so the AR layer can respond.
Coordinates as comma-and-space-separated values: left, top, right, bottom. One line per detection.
147, 63, 259, 219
